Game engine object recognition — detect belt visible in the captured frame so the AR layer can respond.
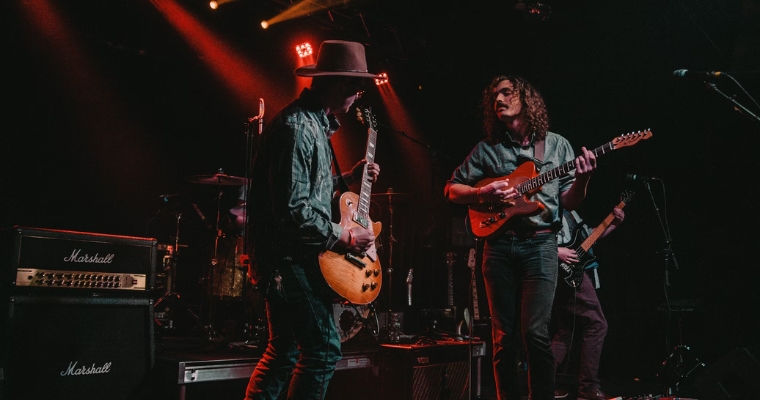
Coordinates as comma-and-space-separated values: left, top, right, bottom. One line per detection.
503, 229, 555, 238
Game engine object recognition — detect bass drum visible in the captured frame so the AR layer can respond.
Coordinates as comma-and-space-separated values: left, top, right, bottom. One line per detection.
211, 236, 246, 298
332, 303, 372, 343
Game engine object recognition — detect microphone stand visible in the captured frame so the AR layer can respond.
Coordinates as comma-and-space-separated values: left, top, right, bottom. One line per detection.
704, 81, 760, 127
644, 180, 678, 288
646, 179, 698, 396
240, 98, 265, 345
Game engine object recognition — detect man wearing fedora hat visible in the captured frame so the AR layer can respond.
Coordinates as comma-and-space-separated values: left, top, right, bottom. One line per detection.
244, 40, 381, 400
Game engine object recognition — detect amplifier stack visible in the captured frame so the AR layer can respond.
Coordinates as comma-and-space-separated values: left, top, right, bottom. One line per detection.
0, 226, 158, 400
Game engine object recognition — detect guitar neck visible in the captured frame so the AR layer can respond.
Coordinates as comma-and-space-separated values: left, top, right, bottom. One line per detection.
518, 141, 615, 195
355, 126, 377, 227
580, 200, 626, 251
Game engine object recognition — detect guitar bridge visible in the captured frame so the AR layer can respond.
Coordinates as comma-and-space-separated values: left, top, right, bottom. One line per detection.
345, 253, 367, 268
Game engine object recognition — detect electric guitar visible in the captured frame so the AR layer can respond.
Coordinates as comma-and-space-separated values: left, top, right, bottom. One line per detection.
467, 130, 652, 239
467, 248, 480, 321
559, 191, 634, 287
457, 247, 482, 337
318, 108, 382, 305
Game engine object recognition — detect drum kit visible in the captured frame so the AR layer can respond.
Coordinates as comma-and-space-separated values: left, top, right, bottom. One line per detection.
152, 169, 411, 345
152, 168, 256, 340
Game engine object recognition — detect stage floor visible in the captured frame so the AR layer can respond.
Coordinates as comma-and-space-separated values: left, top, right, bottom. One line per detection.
147, 334, 685, 400
150, 334, 488, 400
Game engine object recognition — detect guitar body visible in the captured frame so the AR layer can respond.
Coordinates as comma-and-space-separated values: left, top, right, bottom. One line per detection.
318, 188, 383, 304
468, 161, 545, 239
317, 107, 383, 305
466, 129, 653, 239
558, 226, 597, 288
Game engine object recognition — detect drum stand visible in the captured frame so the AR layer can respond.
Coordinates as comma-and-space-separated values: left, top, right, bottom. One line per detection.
372, 188, 408, 312
385, 189, 397, 311
203, 180, 226, 340
155, 213, 183, 332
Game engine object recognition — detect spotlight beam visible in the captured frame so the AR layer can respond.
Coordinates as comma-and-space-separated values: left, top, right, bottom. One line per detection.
265, 0, 357, 27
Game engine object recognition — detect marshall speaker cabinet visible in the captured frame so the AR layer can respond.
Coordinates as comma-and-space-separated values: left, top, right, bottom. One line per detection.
0, 227, 157, 400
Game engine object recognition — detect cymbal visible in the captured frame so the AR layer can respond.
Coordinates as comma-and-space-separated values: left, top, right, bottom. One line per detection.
186, 173, 248, 186
371, 191, 409, 197
371, 192, 410, 203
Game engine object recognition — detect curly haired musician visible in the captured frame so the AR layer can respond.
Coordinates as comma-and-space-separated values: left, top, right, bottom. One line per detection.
444, 75, 597, 400
244, 40, 380, 400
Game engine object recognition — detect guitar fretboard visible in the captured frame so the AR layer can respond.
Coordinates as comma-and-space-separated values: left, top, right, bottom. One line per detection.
518, 142, 615, 194
354, 111, 378, 228
467, 248, 480, 320
517, 130, 651, 195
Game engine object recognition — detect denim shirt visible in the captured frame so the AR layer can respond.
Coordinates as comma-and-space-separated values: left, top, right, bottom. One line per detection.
251, 88, 343, 263
446, 131, 576, 231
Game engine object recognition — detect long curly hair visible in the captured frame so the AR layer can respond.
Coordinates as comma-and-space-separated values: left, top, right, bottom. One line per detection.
481, 75, 550, 144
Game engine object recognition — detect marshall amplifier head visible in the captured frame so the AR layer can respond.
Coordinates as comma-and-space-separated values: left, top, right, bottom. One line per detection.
1, 226, 157, 296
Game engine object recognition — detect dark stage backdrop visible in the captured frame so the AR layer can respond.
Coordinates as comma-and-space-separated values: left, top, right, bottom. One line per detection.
2, 0, 759, 382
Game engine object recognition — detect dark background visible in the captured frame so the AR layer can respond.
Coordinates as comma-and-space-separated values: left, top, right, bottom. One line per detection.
2, 0, 759, 384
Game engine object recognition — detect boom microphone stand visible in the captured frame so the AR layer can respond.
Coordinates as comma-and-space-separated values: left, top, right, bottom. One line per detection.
702, 78, 760, 128
644, 179, 703, 395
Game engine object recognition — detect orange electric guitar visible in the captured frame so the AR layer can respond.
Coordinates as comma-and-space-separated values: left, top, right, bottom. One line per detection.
468, 129, 652, 239
318, 108, 382, 305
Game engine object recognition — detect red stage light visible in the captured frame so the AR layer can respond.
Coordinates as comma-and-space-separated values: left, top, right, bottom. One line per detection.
296, 43, 313, 58
374, 72, 389, 86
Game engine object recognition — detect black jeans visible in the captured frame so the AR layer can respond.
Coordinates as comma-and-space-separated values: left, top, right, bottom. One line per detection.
482, 232, 558, 400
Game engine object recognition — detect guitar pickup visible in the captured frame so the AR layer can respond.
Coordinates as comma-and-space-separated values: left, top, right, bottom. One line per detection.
345, 253, 367, 268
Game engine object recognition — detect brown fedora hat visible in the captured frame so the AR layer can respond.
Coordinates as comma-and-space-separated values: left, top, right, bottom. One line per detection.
295, 40, 381, 79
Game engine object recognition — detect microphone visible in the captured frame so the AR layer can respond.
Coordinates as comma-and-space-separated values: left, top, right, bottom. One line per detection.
626, 174, 659, 183
258, 98, 264, 134
672, 69, 723, 81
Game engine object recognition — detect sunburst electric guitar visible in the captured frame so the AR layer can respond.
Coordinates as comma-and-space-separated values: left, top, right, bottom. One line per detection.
468, 130, 652, 239
318, 108, 382, 305
559, 191, 633, 287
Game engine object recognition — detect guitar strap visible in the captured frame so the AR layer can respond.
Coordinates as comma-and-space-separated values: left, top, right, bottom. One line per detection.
534, 137, 545, 164
327, 139, 350, 194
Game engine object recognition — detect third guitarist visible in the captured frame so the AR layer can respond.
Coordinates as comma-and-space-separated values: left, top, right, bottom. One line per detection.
551, 204, 625, 400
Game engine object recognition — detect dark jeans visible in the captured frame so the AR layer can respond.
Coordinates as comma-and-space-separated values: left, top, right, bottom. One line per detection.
245, 259, 342, 400
482, 232, 558, 400
551, 268, 607, 392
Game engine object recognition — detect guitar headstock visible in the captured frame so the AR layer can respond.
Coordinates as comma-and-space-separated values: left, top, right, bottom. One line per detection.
355, 107, 377, 131
611, 129, 652, 149
467, 248, 476, 269
620, 189, 635, 205
446, 251, 455, 267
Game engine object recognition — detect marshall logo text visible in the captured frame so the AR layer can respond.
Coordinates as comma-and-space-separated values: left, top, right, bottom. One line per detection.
63, 249, 115, 264
60, 361, 112, 376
